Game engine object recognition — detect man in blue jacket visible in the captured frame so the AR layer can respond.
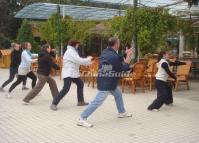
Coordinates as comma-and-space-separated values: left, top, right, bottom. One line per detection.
78, 37, 133, 128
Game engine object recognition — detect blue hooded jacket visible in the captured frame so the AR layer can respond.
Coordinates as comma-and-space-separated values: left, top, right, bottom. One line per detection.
97, 47, 130, 91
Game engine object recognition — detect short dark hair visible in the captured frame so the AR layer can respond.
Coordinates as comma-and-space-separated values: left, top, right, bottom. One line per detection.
42, 44, 51, 51
68, 39, 80, 47
108, 37, 119, 47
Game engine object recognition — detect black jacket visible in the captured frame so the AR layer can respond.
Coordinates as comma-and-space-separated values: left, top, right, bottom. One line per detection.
37, 51, 60, 76
10, 49, 22, 69
97, 47, 130, 91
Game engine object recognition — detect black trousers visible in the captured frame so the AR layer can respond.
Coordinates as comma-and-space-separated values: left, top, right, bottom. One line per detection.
52, 77, 84, 105
9, 71, 37, 93
1, 67, 27, 88
148, 79, 173, 110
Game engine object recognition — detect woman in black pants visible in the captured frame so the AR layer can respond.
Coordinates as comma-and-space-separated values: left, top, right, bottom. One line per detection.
0, 43, 28, 92
148, 51, 186, 111
6, 42, 37, 98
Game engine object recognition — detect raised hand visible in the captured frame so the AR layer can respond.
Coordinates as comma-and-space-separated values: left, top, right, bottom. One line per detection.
32, 59, 38, 63
88, 56, 93, 61
125, 47, 133, 55
124, 48, 133, 64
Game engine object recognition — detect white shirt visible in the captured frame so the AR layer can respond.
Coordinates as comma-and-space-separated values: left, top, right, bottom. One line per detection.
18, 50, 38, 75
155, 58, 169, 82
62, 46, 92, 79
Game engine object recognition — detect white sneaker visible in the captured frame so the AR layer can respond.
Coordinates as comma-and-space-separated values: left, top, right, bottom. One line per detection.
5, 92, 12, 99
148, 109, 159, 112
50, 104, 57, 111
77, 118, 93, 128
22, 100, 31, 105
118, 112, 133, 118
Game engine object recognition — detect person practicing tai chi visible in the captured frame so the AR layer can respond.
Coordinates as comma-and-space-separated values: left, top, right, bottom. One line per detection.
50, 39, 93, 110
0, 43, 28, 92
6, 42, 37, 98
23, 44, 60, 105
77, 37, 133, 128
148, 51, 186, 111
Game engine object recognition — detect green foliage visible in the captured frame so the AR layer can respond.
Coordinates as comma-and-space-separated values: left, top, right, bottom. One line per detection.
0, 0, 22, 40
39, 7, 195, 56
17, 20, 39, 53
176, 19, 196, 50
40, 14, 97, 53
111, 8, 184, 55
72, 21, 97, 44
110, 16, 124, 37
40, 14, 74, 50
40, 14, 59, 47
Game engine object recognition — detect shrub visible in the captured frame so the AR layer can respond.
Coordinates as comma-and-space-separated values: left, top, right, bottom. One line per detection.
0, 34, 11, 49
17, 19, 40, 53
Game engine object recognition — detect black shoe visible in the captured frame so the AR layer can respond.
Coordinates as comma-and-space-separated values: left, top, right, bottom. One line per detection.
166, 103, 173, 107
77, 102, 89, 106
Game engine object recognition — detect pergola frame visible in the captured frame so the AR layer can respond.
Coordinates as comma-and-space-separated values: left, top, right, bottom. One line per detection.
15, 3, 126, 20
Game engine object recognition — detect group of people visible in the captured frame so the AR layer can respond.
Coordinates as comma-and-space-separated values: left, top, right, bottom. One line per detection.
0, 37, 187, 128
0, 43, 29, 92
0, 42, 37, 96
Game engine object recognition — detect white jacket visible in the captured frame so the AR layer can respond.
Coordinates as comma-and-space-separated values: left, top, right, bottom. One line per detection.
62, 46, 92, 79
18, 50, 38, 75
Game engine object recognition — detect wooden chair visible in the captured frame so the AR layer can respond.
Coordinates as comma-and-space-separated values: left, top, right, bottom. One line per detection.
145, 58, 157, 91
50, 57, 57, 76
174, 61, 192, 91
80, 65, 90, 82
56, 56, 63, 79
31, 62, 38, 72
122, 62, 147, 94
87, 58, 99, 88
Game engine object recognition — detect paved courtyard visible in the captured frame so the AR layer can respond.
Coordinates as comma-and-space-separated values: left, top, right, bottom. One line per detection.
0, 68, 199, 143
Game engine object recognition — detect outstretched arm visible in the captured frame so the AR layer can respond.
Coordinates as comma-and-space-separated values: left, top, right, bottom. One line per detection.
162, 62, 176, 80
69, 52, 92, 65
23, 52, 37, 63
169, 60, 186, 66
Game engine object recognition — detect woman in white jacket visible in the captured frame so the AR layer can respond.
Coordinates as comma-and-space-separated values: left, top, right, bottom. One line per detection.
51, 40, 92, 110
7, 42, 37, 98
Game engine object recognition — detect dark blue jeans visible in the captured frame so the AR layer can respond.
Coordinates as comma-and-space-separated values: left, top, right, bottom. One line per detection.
148, 79, 173, 110
52, 77, 84, 105
1, 67, 27, 88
